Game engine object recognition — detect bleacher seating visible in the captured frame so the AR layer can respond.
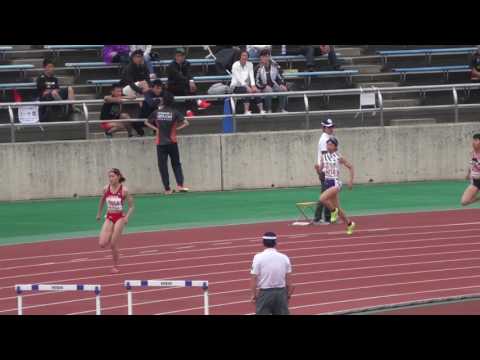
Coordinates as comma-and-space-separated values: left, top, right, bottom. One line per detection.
1, 44, 479, 142
392, 65, 471, 81
378, 47, 476, 64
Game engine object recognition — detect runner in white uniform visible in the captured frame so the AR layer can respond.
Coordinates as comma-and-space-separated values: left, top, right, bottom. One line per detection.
317, 137, 356, 235
461, 133, 480, 206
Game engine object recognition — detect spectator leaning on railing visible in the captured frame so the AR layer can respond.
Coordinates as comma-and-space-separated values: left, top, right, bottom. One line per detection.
100, 83, 134, 138
103, 45, 130, 65
471, 46, 480, 82
36, 58, 78, 121
255, 49, 288, 113
167, 47, 210, 117
130, 45, 156, 80
230, 50, 260, 115
141, 79, 165, 119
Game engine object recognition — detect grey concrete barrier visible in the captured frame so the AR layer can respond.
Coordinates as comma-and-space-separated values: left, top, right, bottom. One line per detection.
0, 123, 476, 201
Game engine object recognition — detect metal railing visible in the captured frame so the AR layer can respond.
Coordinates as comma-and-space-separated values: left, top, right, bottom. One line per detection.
2, 83, 480, 143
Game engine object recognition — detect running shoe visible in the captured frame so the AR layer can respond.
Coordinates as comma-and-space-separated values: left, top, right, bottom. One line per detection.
110, 267, 120, 274
186, 110, 194, 118
197, 99, 211, 110
164, 190, 173, 195
177, 186, 190, 193
347, 222, 356, 235
330, 208, 339, 223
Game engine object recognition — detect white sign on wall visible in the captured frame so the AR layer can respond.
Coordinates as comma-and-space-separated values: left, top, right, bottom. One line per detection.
18, 106, 40, 124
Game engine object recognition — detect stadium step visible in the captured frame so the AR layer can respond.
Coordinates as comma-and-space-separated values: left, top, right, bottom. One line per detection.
355, 81, 400, 88
90, 131, 129, 139
390, 118, 437, 126
11, 57, 44, 68
75, 93, 97, 101
343, 64, 383, 74
383, 98, 421, 107
335, 47, 363, 57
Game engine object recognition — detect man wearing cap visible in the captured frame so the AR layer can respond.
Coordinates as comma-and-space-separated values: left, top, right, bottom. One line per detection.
250, 232, 294, 315
167, 47, 210, 116
313, 118, 335, 224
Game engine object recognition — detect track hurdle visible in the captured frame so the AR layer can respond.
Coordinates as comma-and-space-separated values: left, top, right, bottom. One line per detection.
124, 280, 209, 315
15, 284, 102, 315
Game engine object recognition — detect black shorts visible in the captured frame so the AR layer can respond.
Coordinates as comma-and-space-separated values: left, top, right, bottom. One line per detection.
472, 178, 480, 190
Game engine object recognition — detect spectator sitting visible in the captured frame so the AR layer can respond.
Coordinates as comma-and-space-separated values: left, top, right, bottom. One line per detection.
255, 49, 288, 113
213, 45, 242, 75
230, 50, 259, 115
36, 58, 78, 121
130, 45, 156, 80
167, 47, 210, 116
471, 46, 480, 81
120, 49, 150, 97
284, 45, 339, 71
103, 45, 130, 65
141, 79, 165, 119
100, 83, 134, 138
247, 45, 272, 60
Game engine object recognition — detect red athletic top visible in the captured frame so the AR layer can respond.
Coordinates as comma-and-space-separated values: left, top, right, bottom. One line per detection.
103, 184, 125, 213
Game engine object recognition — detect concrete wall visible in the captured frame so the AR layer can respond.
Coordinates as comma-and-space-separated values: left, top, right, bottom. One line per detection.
0, 123, 477, 201
0, 135, 222, 201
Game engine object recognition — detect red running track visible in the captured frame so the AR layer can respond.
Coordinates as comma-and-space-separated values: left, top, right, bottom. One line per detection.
1, 209, 480, 315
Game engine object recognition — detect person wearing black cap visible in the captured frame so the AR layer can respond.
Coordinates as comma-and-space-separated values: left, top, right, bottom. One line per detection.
167, 47, 210, 116
318, 137, 356, 235
313, 118, 335, 224
250, 232, 294, 315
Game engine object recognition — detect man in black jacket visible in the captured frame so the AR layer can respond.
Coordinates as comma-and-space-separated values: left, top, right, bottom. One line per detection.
167, 47, 210, 116
120, 49, 150, 97
120, 49, 150, 135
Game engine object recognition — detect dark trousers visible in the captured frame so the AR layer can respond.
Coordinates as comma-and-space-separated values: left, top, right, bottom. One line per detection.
255, 288, 290, 315
156, 143, 184, 191
314, 174, 331, 222
290, 46, 337, 68
169, 85, 196, 113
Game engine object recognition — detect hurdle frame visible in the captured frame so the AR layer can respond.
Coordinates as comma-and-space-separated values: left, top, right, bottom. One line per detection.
15, 284, 102, 315
124, 280, 209, 315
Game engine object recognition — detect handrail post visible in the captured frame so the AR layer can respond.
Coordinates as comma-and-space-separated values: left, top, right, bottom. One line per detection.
377, 90, 384, 127
452, 87, 459, 123
83, 102, 90, 139
230, 96, 237, 133
304, 94, 310, 129
8, 106, 15, 143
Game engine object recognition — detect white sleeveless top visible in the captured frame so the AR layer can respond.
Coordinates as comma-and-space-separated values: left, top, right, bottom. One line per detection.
471, 151, 480, 179
322, 152, 341, 180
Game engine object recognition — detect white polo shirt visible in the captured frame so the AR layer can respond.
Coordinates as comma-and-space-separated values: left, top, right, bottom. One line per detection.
317, 132, 332, 167
251, 248, 292, 289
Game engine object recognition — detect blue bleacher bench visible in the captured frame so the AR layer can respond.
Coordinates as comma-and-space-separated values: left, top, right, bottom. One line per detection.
378, 47, 476, 64
87, 70, 359, 94
0, 64, 34, 71
45, 45, 104, 50
392, 65, 471, 81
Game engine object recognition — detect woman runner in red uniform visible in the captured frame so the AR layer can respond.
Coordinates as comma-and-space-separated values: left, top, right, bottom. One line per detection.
96, 168, 135, 273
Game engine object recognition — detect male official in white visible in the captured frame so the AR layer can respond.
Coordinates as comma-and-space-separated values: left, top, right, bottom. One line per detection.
250, 232, 294, 315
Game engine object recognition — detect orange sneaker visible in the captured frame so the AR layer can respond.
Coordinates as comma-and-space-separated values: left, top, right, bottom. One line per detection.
197, 99, 211, 110
186, 110, 194, 118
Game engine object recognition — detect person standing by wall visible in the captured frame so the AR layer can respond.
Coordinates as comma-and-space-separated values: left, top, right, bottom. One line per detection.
313, 118, 335, 224
250, 232, 294, 315
144, 92, 190, 195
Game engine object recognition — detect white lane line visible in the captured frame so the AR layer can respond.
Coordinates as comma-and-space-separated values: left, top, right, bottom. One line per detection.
5, 252, 480, 304
2, 234, 480, 288
70, 258, 89, 263
155, 282, 480, 315
1, 226, 478, 273
211, 242, 232, 246
175, 246, 195, 250
7, 262, 480, 315
140, 250, 158, 254
1, 220, 479, 264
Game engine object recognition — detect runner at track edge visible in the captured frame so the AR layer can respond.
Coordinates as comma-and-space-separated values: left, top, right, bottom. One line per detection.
461, 133, 480, 207
316, 137, 356, 235
96, 168, 135, 273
